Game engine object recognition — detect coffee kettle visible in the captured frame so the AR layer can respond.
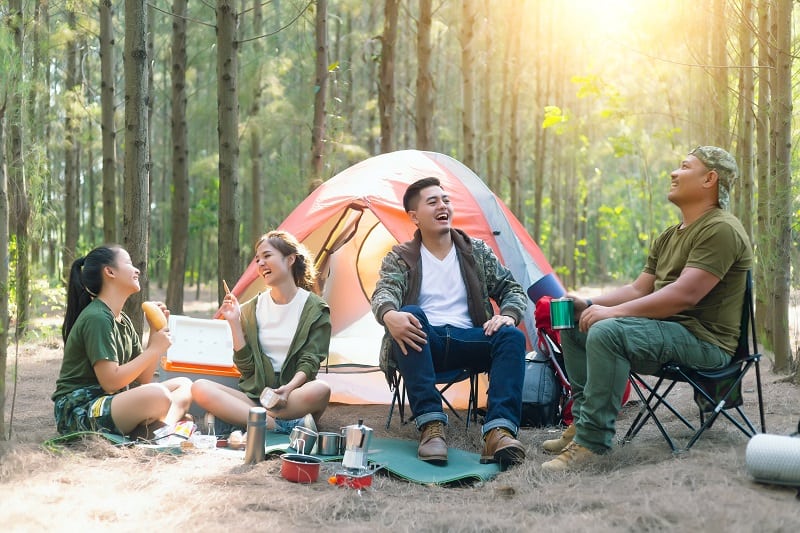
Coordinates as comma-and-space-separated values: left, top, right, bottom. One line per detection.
341, 419, 373, 471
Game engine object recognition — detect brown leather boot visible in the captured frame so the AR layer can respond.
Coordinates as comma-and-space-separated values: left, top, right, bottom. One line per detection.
418, 421, 448, 464
480, 427, 526, 466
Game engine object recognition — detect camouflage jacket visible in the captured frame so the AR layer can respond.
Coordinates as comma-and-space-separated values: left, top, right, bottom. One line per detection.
370, 228, 527, 383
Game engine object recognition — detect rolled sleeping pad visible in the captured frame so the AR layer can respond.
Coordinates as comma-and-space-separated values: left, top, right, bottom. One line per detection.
527, 273, 566, 304
745, 433, 800, 486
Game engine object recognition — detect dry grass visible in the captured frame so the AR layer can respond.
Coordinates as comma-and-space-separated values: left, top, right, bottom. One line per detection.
3, 284, 799, 532
2, 337, 799, 533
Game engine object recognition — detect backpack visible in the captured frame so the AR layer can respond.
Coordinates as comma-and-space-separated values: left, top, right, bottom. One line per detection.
520, 348, 561, 427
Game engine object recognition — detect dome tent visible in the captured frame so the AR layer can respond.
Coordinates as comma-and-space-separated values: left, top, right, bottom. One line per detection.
227, 150, 564, 406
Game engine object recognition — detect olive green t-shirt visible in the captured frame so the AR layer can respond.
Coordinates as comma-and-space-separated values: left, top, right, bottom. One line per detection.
644, 208, 753, 354
52, 298, 143, 401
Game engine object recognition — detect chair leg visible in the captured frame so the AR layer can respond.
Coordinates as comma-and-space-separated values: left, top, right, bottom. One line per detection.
681, 363, 759, 450
623, 375, 687, 452
467, 372, 479, 429
386, 379, 403, 430
754, 359, 766, 433
437, 383, 465, 423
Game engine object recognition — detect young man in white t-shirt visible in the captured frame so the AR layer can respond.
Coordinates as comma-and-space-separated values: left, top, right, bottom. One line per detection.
372, 177, 528, 467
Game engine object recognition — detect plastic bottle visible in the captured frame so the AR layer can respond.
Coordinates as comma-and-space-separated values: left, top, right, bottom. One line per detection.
244, 406, 267, 464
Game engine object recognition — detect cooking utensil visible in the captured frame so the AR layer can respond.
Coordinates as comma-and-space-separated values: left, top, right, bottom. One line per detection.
280, 453, 321, 483
341, 419, 372, 470
317, 432, 343, 455
288, 426, 317, 454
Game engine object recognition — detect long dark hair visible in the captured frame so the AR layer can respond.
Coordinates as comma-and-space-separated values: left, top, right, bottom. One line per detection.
255, 231, 318, 293
62, 245, 121, 342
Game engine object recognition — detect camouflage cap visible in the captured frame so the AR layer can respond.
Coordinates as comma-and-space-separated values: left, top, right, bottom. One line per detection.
689, 146, 738, 210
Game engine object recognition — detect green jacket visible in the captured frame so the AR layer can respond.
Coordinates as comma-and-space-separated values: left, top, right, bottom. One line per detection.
371, 228, 527, 382
235, 291, 331, 400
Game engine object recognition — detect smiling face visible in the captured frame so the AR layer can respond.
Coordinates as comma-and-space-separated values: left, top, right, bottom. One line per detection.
408, 184, 453, 237
109, 248, 141, 295
253, 239, 294, 287
668, 154, 716, 208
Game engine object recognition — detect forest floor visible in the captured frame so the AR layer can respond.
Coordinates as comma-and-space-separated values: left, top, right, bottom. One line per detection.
1, 285, 799, 532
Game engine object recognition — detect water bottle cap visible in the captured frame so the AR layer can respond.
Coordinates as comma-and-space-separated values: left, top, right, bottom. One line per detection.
248, 406, 267, 423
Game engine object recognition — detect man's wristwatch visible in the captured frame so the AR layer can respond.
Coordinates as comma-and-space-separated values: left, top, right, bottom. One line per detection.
585, 299, 593, 308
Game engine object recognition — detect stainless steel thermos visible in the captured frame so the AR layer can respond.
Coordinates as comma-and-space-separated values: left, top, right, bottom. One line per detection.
244, 406, 267, 464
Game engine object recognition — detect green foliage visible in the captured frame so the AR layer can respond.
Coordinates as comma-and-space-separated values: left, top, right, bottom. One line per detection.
542, 106, 567, 130
6, 0, 797, 305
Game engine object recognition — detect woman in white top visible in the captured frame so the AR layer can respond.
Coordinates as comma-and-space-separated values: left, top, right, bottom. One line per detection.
191, 231, 331, 433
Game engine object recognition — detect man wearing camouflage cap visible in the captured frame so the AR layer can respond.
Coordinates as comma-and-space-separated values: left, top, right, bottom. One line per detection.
541, 146, 753, 471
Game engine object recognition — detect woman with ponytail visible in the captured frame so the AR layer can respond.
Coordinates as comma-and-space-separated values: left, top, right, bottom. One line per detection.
52, 245, 193, 440
192, 231, 331, 433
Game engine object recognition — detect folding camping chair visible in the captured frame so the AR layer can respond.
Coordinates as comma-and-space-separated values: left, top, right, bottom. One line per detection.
622, 271, 766, 452
385, 367, 481, 430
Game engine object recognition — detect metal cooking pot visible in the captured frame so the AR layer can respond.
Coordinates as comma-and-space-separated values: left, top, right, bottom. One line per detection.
288, 426, 317, 454
317, 431, 343, 455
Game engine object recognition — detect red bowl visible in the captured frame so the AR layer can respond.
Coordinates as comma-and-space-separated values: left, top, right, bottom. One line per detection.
280, 453, 321, 483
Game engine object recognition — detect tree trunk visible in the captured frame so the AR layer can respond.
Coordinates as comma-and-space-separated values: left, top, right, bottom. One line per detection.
167, 0, 189, 315
122, 0, 150, 334
28, 0, 44, 268
532, 0, 551, 243
754, 0, 770, 342
710, 0, 729, 147
770, 0, 793, 373
100, 0, 117, 244
147, 3, 159, 290
479, 0, 494, 182
735, 0, 754, 241
507, 10, 522, 216
249, 0, 264, 247
311, 0, 328, 180
8, 0, 30, 338
460, 0, 475, 171
492, 9, 512, 194
415, 0, 433, 151
63, 10, 79, 283
0, 97, 9, 438
216, 0, 240, 303
378, 0, 398, 154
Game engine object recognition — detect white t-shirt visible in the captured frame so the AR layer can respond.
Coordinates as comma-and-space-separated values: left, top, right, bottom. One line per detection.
418, 244, 472, 328
255, 288, 310, 372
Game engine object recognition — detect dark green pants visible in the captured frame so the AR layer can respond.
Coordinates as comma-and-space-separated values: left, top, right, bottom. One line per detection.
561, 317, 729, 453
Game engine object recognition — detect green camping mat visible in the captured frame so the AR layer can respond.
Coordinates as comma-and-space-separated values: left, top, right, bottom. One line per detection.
266, 435, 501, 484
361, 437, 502, 485
43, 431, 183, 455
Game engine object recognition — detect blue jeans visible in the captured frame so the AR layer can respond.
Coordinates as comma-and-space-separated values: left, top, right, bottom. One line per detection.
392, 305, 526, 436
561, 317, 730, 453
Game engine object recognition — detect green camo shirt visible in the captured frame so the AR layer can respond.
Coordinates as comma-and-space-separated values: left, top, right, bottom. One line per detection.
371, 228, 527, 381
